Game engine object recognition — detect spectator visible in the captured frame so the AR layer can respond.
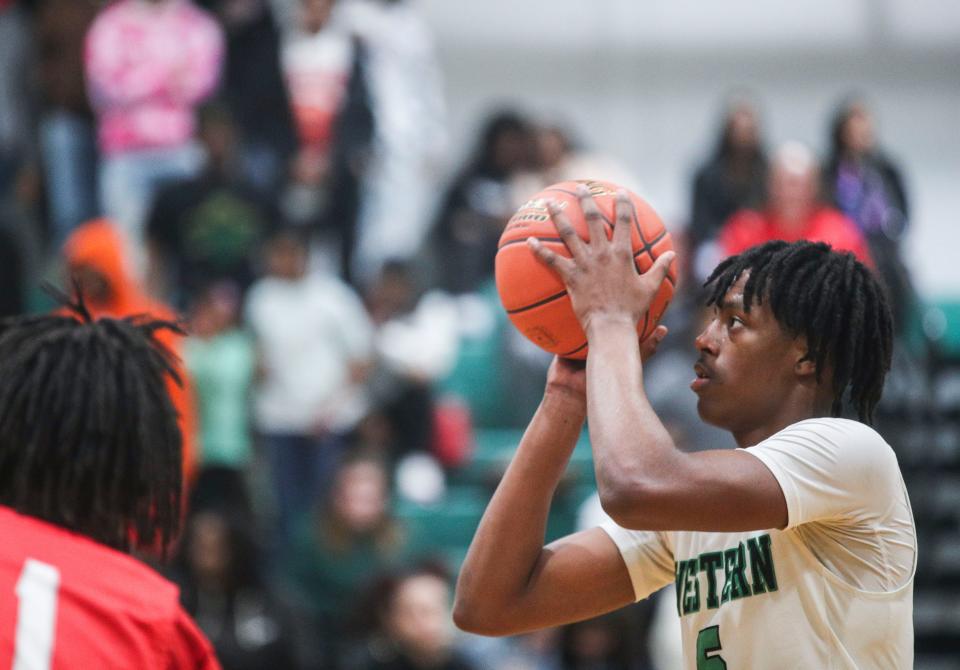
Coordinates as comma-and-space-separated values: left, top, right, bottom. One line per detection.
282, 0, 351, 166
34, 0, 100, 249
147, 104, 281, 306
342, 0, 447, 284
245, 228, 373, 544
558, 610, 634, 670
824, 99, 909, 241
349, 564, 477, 670
283, 455, 416, 665
173, 509, 301, 670
85, 0, 224, 268
365, 260, 459, 460
430, 111, 535, 294
511, 123, 644, 208
63, 218, 199, 485
824, 99, 915, 333
688, 97, 768, 268
713, 141, 871, 268
280, 0, 374, 281
197, 0, 298, 195
183, 282, 256, 506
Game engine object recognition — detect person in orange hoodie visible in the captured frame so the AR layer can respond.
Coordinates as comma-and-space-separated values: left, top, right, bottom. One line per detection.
63, 218, 199, 486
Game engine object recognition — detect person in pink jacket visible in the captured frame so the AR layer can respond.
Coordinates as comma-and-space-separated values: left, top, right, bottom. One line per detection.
85, 0, 224, 271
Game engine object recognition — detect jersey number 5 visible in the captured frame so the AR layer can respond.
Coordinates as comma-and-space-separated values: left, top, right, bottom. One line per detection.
696, 625, 727, 669
13, 559, 60, 670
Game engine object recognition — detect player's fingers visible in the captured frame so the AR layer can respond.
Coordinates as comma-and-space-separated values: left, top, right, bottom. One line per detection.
612, 190, 634, 253
528, 237, 576, 281
640, 325, 669, 363
641, 250, 676, 288
576, 184, 608, 247
547, 200, 587, 258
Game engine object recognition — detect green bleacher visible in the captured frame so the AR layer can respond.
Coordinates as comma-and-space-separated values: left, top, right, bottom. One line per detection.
397, 428, 599, 572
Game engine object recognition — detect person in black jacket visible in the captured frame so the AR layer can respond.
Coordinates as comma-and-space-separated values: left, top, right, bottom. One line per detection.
688, 97, 769, 263
198, 0, 298, 196
172, 507, 305, 670
823, 98, 914, 334
428, 111, 535, 294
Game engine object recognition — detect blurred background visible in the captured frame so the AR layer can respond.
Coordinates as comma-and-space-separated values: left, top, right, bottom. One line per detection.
0, 0, 958, 668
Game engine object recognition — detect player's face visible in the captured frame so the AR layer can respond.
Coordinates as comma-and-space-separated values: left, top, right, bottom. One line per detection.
692, 275, 805, 438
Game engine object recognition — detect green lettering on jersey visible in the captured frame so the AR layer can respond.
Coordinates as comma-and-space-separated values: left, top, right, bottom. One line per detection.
683, 557, 701, 614
747, 534, 779, 594
675, 561, 686, 616
677, 535, 777, 617
698, 552, 724, 609
720, 544, 751, 603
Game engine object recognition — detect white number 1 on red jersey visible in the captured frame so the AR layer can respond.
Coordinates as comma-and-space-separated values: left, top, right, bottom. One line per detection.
13, 559, 60, 670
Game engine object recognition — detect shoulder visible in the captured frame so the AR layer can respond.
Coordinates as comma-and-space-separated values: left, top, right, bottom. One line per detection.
169, 605, 220, 669
313, 275, 364, 306
246, 277, 282, 306
0, 507, 182, 616
815, 207, 857, 228
812, 208, 864, 245
767, 417, 891, 456
747, 419, 903, 529
754, 418, 899, 487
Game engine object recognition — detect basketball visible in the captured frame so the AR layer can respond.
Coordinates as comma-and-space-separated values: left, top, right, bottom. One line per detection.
495, 179, 676, 359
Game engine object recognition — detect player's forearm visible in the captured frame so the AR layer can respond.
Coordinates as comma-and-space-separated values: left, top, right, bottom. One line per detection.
586, 319, 684, 528
453, 390, 584, 634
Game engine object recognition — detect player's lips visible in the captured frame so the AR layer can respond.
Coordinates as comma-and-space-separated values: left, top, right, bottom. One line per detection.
691, 361, 714, 392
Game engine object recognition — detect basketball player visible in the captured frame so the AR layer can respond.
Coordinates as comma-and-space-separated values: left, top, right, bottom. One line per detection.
0, 297, 219, 668
454, 185, 915, 668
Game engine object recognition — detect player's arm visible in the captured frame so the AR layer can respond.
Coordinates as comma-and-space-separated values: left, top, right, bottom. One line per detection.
586, 320, 786, 532
454, 357, 649, 636
529, 186, 786, 533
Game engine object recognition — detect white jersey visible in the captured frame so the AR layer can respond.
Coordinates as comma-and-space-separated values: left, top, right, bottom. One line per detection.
601, 418, 917, 669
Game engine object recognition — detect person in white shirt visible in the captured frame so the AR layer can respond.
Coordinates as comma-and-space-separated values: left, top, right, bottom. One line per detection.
454, 184, 915, 669
246, 227, 373, 545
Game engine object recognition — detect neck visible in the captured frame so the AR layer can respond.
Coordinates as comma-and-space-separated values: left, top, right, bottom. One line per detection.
732, 389, 831, 448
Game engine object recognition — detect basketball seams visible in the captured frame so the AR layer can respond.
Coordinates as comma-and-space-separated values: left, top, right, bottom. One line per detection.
498, 181, 674, 361
560, 341, 588, 357
498, 236, 563, 250
543, 186, 616, 235
505, 289, 568, 314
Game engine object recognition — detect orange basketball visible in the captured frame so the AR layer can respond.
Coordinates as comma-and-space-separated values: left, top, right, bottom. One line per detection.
495, 179, 676, 359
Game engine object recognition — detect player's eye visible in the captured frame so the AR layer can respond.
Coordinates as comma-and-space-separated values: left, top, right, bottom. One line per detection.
729, 316, 744, 328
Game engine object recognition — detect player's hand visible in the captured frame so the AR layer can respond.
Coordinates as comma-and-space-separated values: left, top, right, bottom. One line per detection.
545, 324, 667, 402
546, 356, 587, 402
527, 185, 675, 338
640, 324, 668, 362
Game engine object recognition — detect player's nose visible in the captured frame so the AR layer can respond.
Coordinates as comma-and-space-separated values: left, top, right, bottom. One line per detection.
694, 319, 721, 356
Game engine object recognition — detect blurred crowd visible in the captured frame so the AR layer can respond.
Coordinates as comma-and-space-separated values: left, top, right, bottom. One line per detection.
0, 0, 930, 668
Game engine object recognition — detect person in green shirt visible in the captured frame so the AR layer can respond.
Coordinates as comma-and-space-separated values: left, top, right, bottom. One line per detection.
283, 454, 417, 665
183, 283, 256, 512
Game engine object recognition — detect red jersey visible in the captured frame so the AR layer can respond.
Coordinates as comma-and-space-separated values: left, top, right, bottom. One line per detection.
0, 506, 220, 670
719, 207, 873, 267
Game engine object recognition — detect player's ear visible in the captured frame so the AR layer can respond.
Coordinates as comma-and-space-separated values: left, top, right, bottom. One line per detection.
792, 337, 817, 378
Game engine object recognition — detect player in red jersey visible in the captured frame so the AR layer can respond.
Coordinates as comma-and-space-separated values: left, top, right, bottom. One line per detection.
0, 295, 220, 669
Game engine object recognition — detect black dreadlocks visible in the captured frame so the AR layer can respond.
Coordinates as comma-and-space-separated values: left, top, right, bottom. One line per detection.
0, 292, 184, 554
704, 240, 893, 424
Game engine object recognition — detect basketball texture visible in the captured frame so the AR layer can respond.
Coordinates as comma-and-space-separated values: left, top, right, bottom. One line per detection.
495, 180, 676, 359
